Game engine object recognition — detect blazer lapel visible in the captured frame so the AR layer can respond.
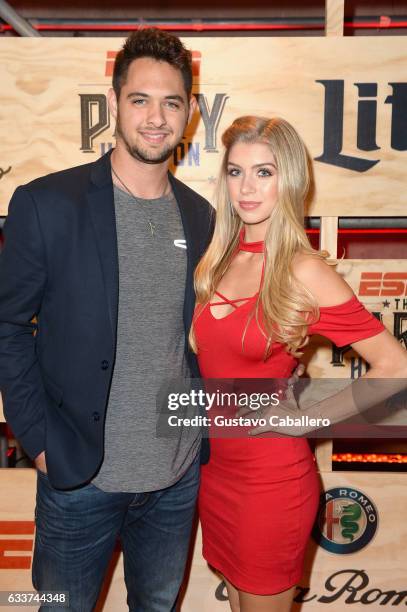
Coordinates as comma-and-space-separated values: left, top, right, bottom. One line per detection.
169, 175, 201, 264
87, 152, 118, 344
169, 174, 200, 334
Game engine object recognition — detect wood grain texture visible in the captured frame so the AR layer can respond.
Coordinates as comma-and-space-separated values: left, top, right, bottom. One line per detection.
325, 0, 345, 37
0, 457, 406, 609
0, 37, 406, 216
320, 216, 338, 257
315, 439, 334, 472
305, 259, 407, 378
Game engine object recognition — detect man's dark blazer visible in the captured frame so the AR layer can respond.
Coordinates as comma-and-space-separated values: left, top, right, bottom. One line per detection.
0, 151, 214, 489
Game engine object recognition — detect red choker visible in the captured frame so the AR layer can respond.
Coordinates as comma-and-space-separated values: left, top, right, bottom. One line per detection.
238, 229, 264, 253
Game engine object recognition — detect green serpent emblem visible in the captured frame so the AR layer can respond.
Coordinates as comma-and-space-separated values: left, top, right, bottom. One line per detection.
340, 503, 362, 541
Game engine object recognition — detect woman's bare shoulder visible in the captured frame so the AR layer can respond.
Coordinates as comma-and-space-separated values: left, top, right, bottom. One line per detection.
292, 252, 354, 307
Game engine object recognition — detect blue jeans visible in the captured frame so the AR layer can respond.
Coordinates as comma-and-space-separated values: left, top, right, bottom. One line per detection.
32, 456, 200, 612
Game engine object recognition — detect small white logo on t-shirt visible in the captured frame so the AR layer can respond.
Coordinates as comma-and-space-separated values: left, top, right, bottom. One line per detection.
174, 239, 187, 249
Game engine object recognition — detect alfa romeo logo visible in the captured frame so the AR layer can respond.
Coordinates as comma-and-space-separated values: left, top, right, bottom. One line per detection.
312, 487, 378, 554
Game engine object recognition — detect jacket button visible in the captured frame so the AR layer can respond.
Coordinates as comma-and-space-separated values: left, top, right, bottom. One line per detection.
92, 411, 100, 422
101, 360, 109, 370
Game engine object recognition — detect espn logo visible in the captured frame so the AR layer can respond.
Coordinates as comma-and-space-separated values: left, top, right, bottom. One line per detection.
359, 272, 407, 296
105, 50, 202, 77
0, 521, 34, 569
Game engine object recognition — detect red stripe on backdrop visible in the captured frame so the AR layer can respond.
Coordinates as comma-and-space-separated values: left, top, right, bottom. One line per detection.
1, 20, 407, 33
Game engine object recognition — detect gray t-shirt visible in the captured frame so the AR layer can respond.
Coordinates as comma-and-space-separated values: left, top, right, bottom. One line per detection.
92, 185, 200, 492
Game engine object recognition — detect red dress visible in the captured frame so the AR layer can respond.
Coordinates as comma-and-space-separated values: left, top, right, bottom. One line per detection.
195, 235, 385, 595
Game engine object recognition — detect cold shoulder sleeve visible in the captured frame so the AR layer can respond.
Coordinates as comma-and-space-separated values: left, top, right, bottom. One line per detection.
308, 295, 385, 347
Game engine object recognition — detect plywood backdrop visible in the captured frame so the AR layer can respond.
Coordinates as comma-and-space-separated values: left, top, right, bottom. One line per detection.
0, 36, 406, 216
0, 29, 406, 611
306, 259, 407, 378
1, 469, 406, 612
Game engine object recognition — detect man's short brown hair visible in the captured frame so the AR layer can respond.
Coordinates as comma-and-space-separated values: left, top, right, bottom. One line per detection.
113, 28, 193, 99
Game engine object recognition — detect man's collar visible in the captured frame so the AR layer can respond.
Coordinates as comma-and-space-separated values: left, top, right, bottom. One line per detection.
91, 148, 179, 194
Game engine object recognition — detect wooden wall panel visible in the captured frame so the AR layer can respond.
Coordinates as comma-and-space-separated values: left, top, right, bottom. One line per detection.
306, 259, 407, 378
0, 37, 406, 216
1, 469, 405, 611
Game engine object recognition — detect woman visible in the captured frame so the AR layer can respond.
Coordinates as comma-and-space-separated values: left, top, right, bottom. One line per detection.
190, 116, 407, 611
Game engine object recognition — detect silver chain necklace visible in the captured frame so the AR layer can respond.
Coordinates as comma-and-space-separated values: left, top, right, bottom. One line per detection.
111, 165, 170, 237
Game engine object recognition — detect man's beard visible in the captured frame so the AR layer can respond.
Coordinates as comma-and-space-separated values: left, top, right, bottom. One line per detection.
116, 116, 177, 165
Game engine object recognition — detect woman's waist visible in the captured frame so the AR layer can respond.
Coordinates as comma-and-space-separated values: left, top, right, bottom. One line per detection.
203, 438, 316, 478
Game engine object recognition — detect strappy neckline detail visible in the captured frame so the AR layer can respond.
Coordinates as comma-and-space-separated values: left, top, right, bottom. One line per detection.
208, 232, 264, 320
211, 289, 257, 307
209, 290, 258, 320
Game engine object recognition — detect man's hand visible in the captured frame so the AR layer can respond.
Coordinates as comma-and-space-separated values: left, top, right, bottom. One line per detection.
248, 383, 312, 437
34, 451, 47, 474
249, 405, 319, 437
287, 363, 306, 388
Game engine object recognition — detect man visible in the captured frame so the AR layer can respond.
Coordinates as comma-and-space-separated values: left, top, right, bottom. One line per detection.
0, 29, 213, 611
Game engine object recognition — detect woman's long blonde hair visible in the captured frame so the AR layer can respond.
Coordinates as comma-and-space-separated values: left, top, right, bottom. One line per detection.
190, 116, 330, 357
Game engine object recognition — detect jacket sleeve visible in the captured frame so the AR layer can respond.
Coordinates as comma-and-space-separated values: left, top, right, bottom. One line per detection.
0, 186, 48, 459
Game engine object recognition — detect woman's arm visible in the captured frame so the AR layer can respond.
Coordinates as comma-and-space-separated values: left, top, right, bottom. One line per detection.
293, 254, 407, 379
250, 256, 407, 436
